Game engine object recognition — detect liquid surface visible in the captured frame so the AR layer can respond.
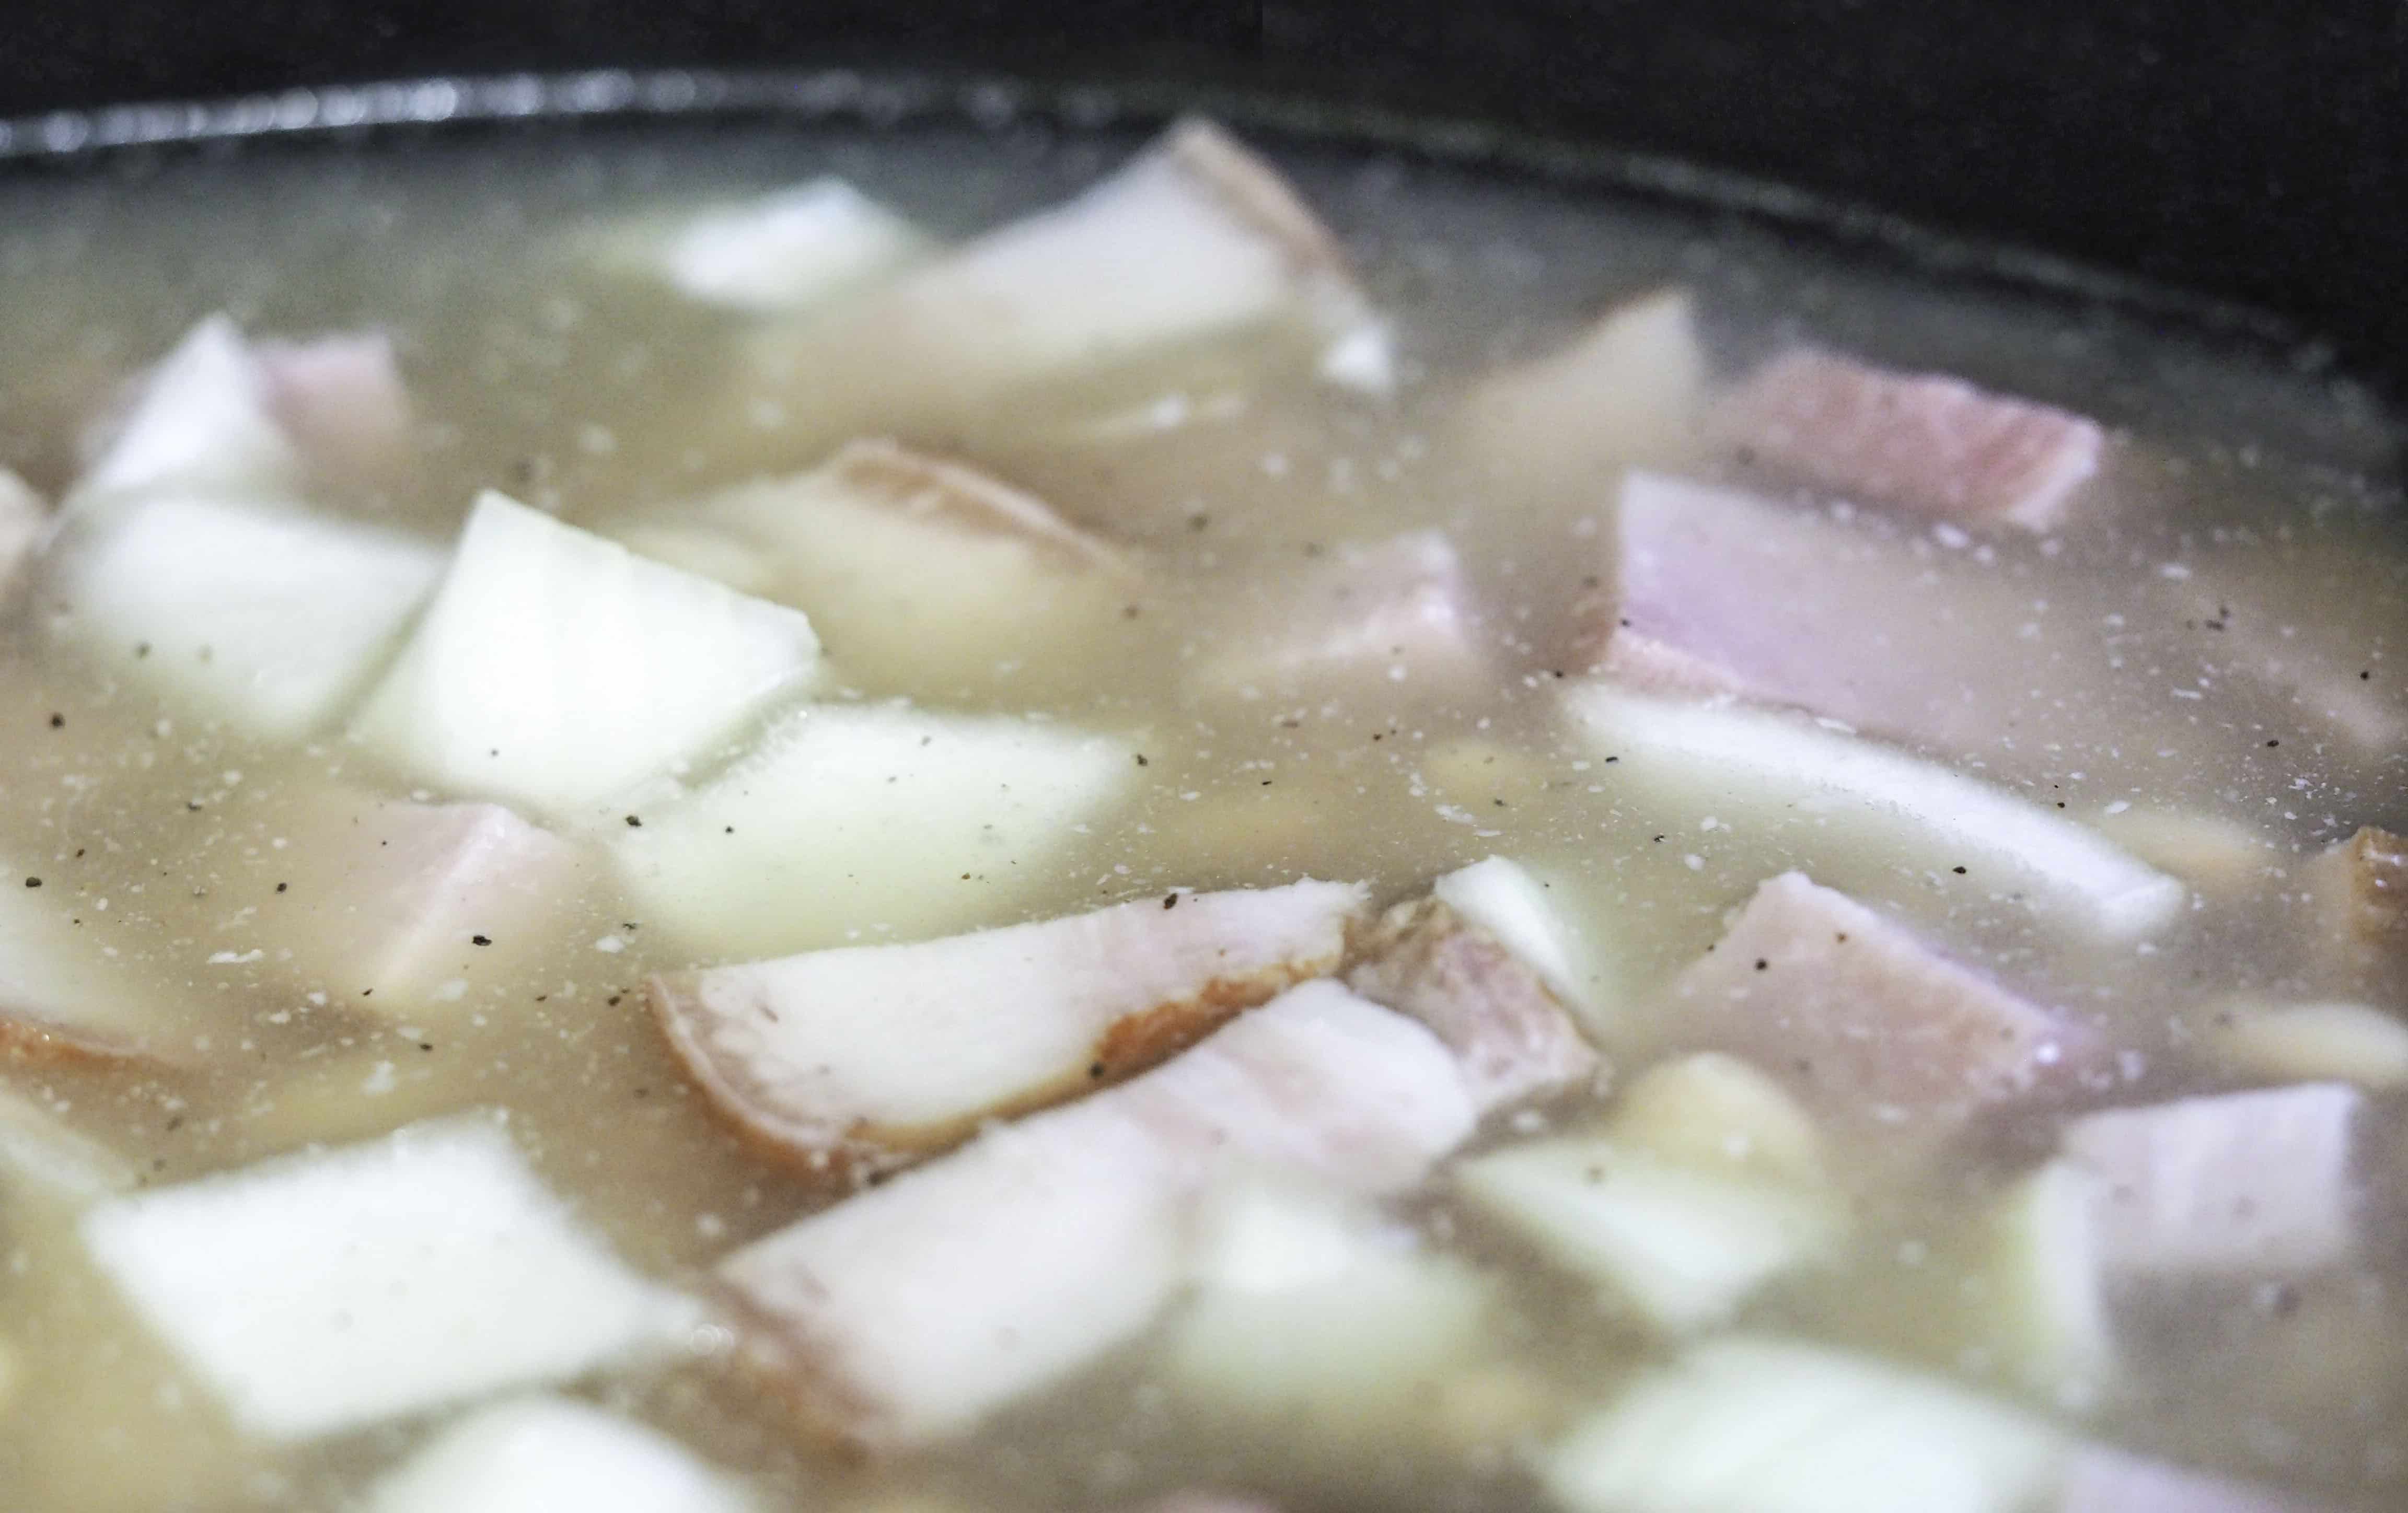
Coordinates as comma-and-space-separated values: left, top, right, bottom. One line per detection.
0, 117, 2401, 1513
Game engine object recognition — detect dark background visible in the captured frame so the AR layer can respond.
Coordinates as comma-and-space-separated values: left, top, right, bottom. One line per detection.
3, 0, 2403, 386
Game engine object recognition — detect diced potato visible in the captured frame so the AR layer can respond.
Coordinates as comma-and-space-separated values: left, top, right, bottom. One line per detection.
1543, 1336, 2068, 1513
348, 491, 823, 822
1454, 1136, 1842, 1332
78, 1113, 694, 1440
1562, 685, 2186, 940
1455, 288, 1709, 493
633, 178, 929, 314
1967, 1160, 2114, 1408
0, 1088, 135, 1201
1162, 1178, 1502, 1448
40, 492, 443, 740
71, 315, 304, 505
729, 120, 1376, 458
367, 1395, 759, 1513
2205, 1000, 2408, 1089
613, 439, 1140, 699
1607, 1052, 1828, 1186
611, 701, 1132, 959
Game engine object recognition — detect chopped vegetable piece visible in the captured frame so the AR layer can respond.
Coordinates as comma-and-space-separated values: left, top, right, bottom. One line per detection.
366, 1396, 759, 1513
79, 1113, 693, 1440
348, 491, 822, 822
40, 492, 442, 740
715, 982, 1480, 1448
2205, 1001, 2408, 1089
1345, 891, 1601, 1115
1561, 685, 2187, 939
1187, 530, 1489, 702
1432, 855, 1608, 1021
2055, 1446, 2329, 1513
0, 1088, 135, 1201
1714, 348, 2105, 531
1607, 1052, 1828, 1185
72, 315, 304, 504
646, 178, 929, 313
651, 878, 1367, 1176
1542, 1335, 2068, 1513
611, 701, 1132, 959
2059, 1084, 2364, 1281
1455, 1137, 1840, 1332
1161, 1177, 1500, 1448
616, 438, 1139, 697
1974, 1160, 2114, 1406
1456, 288, 1708, 488
2303, 825, 2408, 1002
1580, 471, 2018, 751
259, 790, 597, 1017
1658, 873, 2090, 1133
734, 119, 1374, 449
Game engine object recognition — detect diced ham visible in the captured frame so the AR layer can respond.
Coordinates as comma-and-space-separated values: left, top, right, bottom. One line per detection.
251, 331, 414, 498
1455, 288, 1709, 492
2057, 1447, 2329, 1513
2058, 1084, 2364, 1281
1715, 348, 2105, 531
651, 878, 1368, 1177
2302, 825, 2408, 1003
1345, 893, 1601, 1114
1187, 530, 1489, 702
1576, 471, 2008, 751
1656, 872, 2089, 1132
258, 790, 597, 1017
714, 981, 1481, 1449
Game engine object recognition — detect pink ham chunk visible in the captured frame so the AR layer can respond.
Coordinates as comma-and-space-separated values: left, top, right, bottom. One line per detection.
1187, 531, 1489, 702
1346, 894, 1602, 1114
1576, 470, 2007, 750
1658, 872, 2088, 1132
714, 981, 1483, 1449
650, 879, 1368, 1179
1716, 349, 2104, 531
262, 792, 596, 1014
2058, 1447, 2330, 1513
2059, 1083, 2365, 1281
252, 332, 415, 498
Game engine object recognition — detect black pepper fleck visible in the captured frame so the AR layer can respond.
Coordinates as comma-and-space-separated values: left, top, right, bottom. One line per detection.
623, 814, 643, 828
47, 713, 62, 729
21, 877, 38, 889
470, 935, 491, 947
1951, 866, 1968, 875
1163, 893, 1178, 910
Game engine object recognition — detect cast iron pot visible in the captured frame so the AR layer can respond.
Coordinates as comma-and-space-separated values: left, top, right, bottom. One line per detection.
2, 0, 2403, 399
